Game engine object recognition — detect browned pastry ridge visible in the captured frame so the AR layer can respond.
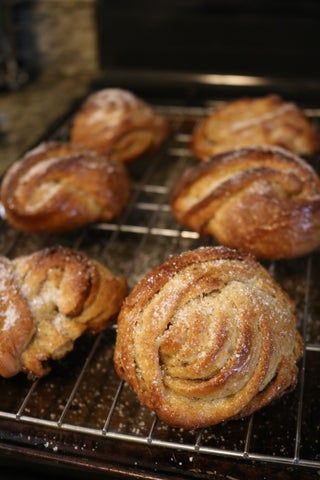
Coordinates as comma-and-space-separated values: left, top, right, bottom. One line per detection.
70, 88, 169, 163
171, 146, 320, 259
0, 246, 127, 378
114, 246, 302, 429
192, 95, 319, 160
1, 142, 131, 233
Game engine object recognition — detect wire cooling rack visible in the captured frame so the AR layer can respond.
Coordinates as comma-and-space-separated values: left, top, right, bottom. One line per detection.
0, 101, 319, 471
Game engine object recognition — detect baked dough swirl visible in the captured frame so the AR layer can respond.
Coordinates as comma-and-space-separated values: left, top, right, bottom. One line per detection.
0, 246, 126, 378
0, 257, 34, 378
192, 95, 319, 160
171, 146, 320, 259
114, 247, 302, 429
71, 88, 168, 163
1, 142, 131, 233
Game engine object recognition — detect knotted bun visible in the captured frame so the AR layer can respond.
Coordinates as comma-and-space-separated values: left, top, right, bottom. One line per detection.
192, 95, 319, 160
0, 258, 34, 378
114, 247, 302, 429
0, 246, 126, 378
171, 146, 320, 259
1, 142, 131, 233
71, 88, 168, 163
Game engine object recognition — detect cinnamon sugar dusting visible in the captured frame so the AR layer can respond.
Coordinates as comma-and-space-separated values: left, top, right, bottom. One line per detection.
115, 246, 302, 429
1, 303, 19, 331
0, 247, 125, 378
86, 88, 141, 109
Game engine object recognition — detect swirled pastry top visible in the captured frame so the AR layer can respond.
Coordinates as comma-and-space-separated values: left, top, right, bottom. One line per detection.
192, 95, 319, 160
1, 142, 131, 233
114, 246, 302, 429
171, 146, 320, 259
70, 88, 169, 163
0, 246, 127, 378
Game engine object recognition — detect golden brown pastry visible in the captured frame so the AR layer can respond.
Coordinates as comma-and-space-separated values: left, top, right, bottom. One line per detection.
114, 246, 302, 429
171, 146, 320, 259
1, 142, 131, 233
192, 95, 319, 160
70, 88, 169, 163
0, 246, 126, 378
0, 257, 34, 378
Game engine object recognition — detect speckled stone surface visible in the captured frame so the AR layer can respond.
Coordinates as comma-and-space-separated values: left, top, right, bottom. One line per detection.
0, 72, 95, 174
0, 0, 99, 174
28, 0, 99, 76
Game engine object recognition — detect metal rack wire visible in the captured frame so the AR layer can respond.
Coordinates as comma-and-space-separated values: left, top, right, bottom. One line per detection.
0, 102, 319, 470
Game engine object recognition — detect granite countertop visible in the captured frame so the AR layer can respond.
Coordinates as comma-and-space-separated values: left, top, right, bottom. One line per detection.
0, 72, 95, 175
